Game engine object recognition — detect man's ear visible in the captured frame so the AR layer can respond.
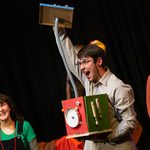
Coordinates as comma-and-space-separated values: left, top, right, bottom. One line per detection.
96, 57, 103, 66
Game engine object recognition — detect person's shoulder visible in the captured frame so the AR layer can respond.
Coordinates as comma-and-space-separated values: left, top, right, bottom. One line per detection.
108, 70, 123, 85
22, 120, 35, 133
107, 70, 133, 90
23, 120, 30, 124
22, 120, 32, 127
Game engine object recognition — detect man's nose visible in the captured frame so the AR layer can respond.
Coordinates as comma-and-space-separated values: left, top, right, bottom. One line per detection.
80, 64, 85, 70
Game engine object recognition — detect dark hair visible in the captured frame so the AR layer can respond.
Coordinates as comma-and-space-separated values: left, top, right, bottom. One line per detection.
77, 44, 106, 65
0, 93, 23, 122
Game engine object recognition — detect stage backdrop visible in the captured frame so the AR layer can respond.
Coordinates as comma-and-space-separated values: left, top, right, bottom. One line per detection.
0, 0, 150, 149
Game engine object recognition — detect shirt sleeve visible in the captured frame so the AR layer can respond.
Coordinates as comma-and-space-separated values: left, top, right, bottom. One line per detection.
23, 121, 37, 142
29, 138, 39, 150
53, 27, 85, 85
108, 84, 138, 142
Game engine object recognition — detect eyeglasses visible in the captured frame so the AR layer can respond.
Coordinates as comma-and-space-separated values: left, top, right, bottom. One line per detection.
76, 59, 94, 67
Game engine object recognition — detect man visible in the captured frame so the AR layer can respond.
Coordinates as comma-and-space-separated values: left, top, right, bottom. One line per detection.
53, 27, 138, 150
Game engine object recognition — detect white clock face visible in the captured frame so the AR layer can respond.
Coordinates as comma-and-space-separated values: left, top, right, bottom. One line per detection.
65, 108, 80, 128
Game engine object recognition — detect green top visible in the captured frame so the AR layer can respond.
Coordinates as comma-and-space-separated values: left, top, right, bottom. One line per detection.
0, 120, 36, 149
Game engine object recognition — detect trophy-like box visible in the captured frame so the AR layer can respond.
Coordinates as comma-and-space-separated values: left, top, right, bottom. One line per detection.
39, 3, 74, 28
62, 94, 113, 139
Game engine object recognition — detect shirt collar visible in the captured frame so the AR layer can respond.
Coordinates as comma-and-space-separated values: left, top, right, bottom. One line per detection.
92, 67, 111, 86
100, 67, 111, 85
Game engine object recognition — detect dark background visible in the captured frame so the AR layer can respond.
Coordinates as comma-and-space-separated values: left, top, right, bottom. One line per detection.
0, 0, 150, 149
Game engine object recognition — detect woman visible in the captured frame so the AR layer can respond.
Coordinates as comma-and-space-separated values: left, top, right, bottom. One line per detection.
0, 93, 39, 150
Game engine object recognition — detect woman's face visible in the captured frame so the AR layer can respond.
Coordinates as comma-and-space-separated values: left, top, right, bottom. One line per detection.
0, 102, 11, 122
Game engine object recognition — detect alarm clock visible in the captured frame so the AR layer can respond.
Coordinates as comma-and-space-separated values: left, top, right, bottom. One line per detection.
65, 108, 81, 128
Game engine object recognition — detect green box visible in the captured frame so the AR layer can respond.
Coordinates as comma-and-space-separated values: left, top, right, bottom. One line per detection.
84, 94, 111, 132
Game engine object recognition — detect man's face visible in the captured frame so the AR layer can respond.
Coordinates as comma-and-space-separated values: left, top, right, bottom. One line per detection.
77, 57, 100, 83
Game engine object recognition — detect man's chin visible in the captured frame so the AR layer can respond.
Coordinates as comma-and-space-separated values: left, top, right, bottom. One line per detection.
87, 78, 93, 82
